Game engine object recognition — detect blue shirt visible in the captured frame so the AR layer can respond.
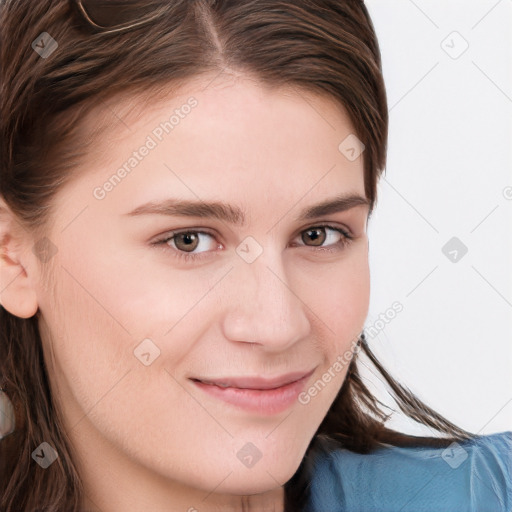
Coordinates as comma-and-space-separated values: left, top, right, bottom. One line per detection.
305, 431, 512, 512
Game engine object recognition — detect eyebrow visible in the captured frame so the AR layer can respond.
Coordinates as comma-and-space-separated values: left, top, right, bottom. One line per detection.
123, 193, 369, 226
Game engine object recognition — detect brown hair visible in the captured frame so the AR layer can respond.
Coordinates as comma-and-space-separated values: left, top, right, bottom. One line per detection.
0, 1, 475, 510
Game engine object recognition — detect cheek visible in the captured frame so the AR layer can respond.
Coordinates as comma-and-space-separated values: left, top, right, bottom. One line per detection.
37, 237, 231, 426
304, 244, 370, 347
289, 244, 369, 403
37, 265, 133, 424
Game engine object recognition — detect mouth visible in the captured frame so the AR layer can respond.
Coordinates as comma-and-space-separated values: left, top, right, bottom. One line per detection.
190, 369, 315, 390
189, 368, 316, 415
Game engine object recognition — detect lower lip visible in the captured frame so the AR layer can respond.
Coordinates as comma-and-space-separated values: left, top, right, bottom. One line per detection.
191, 373, 312, 415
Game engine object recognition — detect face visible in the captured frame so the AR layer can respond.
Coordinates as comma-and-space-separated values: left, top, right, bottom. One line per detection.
8, 74, 370, 508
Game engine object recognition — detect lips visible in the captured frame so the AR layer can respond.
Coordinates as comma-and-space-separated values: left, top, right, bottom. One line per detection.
190, 368, 316, 415
191, 369, 315, 390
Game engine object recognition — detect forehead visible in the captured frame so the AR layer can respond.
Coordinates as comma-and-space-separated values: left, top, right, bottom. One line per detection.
55, 74, 366, 224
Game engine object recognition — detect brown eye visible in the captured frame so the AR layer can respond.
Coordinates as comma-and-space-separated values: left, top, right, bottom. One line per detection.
293, 225, 353, 253
301, 227, 327, 247
155, 230, 220, 262
173, 232, 200, 253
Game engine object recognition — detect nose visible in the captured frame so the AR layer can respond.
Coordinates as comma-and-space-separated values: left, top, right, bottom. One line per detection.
220, 248, 311, 352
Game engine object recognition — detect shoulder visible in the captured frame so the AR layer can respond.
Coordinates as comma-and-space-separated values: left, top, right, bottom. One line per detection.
305, 431, 512, 512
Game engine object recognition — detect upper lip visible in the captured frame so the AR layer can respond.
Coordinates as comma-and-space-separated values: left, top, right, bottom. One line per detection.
191, 368, 315, 390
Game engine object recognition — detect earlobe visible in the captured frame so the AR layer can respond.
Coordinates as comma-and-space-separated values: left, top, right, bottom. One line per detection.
0, 205, 39, 319
0, 279, 39, 319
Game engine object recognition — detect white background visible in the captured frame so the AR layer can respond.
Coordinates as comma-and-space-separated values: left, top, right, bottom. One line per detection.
361, 0, 512, 435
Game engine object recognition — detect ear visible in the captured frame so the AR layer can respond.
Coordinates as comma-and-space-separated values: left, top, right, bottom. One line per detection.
0, 198, 39, 319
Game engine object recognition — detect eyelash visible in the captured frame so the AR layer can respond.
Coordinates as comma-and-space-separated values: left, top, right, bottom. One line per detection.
152, 224, 354, 263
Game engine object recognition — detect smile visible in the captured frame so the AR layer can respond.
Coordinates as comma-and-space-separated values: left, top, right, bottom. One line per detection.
190, 369, 316, 415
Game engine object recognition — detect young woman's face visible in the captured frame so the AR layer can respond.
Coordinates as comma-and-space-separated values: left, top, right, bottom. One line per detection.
34, 74, 370, 509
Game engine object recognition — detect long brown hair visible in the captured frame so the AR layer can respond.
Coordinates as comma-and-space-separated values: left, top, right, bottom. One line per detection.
0, 1, 475, 510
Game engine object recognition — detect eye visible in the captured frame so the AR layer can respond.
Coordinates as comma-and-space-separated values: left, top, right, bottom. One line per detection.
152, 230, 220, 262
293, 225, 353, 251
152, 224, 354, 263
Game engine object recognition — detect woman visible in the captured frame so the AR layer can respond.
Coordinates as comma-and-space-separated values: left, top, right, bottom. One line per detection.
0, 0, 510, 511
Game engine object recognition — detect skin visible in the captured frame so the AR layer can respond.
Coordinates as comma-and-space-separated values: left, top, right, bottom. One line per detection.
0, 73, 370, 512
